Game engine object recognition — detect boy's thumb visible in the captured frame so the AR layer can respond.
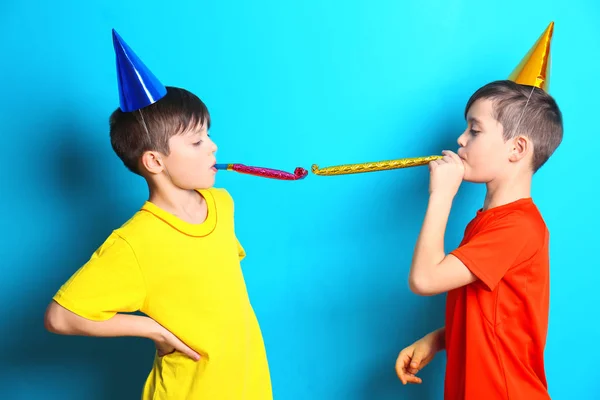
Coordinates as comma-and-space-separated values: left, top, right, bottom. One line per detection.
410, 352, 424, 369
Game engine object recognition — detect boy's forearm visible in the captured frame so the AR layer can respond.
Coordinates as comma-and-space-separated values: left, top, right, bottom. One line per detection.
427, 326, 446, 352
409, 194, 453, 290
45, 301, 163, 341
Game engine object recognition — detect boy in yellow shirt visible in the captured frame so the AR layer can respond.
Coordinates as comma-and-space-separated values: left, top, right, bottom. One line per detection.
44, 29, 272, 399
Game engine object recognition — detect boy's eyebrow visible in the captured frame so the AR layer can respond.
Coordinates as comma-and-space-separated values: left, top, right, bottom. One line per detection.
467, 116, 482, 125
184, 128, 204, 137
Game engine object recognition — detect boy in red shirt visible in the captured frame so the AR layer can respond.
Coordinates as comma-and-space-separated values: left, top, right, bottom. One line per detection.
395, 23, 562, 399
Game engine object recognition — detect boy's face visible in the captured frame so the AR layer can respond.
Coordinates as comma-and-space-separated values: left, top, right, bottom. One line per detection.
456, 98, 513, 183
162, 123, 218, 190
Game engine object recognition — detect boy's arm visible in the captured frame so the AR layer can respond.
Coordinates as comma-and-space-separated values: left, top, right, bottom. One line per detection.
45, 301, 201, 360
408, 151, 476, 296
408, 194, 476, 295
430, 326, 445, 351
45, 300, 158, 338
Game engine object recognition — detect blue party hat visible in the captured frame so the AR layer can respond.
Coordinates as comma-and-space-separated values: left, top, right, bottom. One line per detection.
112, 29, 167, 112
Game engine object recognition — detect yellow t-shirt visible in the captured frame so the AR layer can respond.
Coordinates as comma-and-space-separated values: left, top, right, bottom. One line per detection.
53, 188, 272, 399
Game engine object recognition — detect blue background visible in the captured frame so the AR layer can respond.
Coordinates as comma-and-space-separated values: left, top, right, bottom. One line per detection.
1, 0, 598, 399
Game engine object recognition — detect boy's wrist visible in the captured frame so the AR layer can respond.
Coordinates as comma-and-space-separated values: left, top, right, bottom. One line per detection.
425, 327, 446, 352
425, 193, 454, 222
139, 316, 166, 342
433, 327, 446, 352
429, 191, 454, 206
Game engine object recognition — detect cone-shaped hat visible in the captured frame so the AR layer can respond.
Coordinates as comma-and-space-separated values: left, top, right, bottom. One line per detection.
112, 29, 167, 112
508, 22, 554, 92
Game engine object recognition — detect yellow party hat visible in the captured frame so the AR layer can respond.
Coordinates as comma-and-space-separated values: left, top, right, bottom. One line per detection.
508, 21, 554, 92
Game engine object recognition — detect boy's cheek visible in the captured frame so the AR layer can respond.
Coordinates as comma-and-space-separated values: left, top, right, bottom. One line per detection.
462, 167, 485, 183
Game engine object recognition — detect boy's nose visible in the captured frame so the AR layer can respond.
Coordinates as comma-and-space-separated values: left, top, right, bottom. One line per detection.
457, 132, 467, 147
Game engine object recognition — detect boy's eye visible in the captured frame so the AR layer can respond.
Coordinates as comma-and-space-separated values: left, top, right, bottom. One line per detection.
193, 141, 202, 146
470, 129, 479, 136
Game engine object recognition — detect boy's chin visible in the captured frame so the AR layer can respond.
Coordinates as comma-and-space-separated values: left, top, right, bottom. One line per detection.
462, 173, 488, 184
195, 178, 216, 190
175, 179, 215, 191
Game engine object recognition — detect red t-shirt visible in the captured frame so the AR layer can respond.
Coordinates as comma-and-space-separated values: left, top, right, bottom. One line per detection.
445, 198, 551, 399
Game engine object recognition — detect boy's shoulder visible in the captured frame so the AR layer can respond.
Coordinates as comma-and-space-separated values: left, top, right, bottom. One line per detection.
507, 199, 546, 232
207, 187, 244, 216
473, 198, 548, 245
206, 186, 233, 202
110, 208, 159, 243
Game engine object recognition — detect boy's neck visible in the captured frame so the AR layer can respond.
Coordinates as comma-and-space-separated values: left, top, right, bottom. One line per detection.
483, 173, 532, 211
147, 183, 208, 225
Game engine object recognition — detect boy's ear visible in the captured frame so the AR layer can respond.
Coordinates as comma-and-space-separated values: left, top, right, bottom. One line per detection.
509, 135, 531, 163
140, 150, 166, 174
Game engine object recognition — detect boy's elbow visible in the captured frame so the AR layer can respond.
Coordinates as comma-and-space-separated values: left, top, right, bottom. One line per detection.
44, 301, 72, 334
408, 274, 436, 296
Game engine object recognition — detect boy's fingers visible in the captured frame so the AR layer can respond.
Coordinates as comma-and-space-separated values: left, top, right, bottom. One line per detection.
179, 344, 201, 361
188, 349, 201, 361
447, 150, 463, 164
399, 374, 406, 385
396, 350, 425, 385
409, 353, 423, 370
189, 351, 201, 361
441, 150, 458, 164
395, 352, 411, 384
402, 372, 422, 384
395, 360, 406, 384
406, 375, 422, 384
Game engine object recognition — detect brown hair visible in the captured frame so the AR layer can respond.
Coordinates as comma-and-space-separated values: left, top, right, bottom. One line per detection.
109, 86, 211, 175
465, 80, 563, 172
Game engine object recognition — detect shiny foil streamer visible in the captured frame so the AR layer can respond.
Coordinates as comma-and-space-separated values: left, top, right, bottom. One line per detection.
311, 156, 442, 176
216, 164, 308, 180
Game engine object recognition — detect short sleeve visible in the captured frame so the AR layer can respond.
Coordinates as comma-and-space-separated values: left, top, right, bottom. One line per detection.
237, 237, 246, 261
53, 233, 146, 321
215, 187, 246, 261
450, 212, 533, 291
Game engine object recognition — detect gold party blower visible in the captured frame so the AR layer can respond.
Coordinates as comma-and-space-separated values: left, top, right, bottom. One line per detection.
311, 22, 554, 177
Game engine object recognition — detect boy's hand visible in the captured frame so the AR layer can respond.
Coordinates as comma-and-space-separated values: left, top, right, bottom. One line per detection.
395, 332, 440, 385
153, 326, 201, 361
428, 150, 465, 198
